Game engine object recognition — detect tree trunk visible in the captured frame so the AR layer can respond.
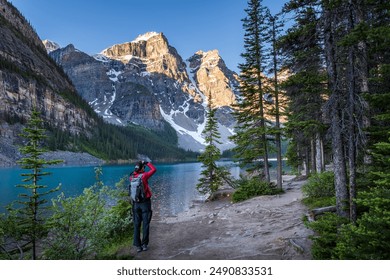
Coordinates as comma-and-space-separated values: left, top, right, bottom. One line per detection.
275, 132, 283, 188
305, 146, 310, 177
256, 71, 270, 183
356, 0, 370, 167
323, 3, 349, 218
332, 110, 349, 218
315, 133, 324, 172
271, 16, 283, 189
347, 0, 357, 223
311, 137, 316, 173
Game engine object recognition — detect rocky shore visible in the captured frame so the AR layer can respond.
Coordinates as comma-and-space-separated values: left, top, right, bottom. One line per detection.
40, 151, 105, 166
0, 137, 104, 168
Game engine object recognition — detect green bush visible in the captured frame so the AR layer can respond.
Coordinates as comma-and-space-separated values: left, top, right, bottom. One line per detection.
302, 172, 335, 198
333, 188, 390, 259
306, 212, 349, 259
232, 176, 282, 203
302, 196, 336, 209
307, 188, 390, 260
42, 170, 132, 260
301, 172, 335, 209
0, 216, 5, 260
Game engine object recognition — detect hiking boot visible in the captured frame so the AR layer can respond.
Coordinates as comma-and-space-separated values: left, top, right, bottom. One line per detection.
136, 246, 143, 253
142, 244, 148, 251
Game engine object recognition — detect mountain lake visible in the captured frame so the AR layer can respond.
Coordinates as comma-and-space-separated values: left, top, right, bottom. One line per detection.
0, 160, 287, 216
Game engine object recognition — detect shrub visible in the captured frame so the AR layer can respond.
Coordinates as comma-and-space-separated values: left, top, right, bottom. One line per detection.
302, 171, 335, 198
42, 170, 132, 260
333, 188, 390, 259
0, 217, 5, 260
301, 172, 335, 209
306, 212, 349, 259
232, 176, 282, 203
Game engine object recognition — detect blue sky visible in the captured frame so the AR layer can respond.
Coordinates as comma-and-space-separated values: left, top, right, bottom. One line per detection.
9, 0, 288, 73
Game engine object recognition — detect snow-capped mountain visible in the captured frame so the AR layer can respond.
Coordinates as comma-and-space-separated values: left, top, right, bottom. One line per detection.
46, 32, 239, 152
42, 39, 60, 53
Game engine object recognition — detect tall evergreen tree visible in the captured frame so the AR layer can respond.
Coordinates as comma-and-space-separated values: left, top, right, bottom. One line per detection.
365, 0, 390, 161
321, 0, 372, 219
268, 12, 285, 189
281, 0, 327, 177
197, 95, 232, 195
16, 109, 62, 259
342, 0, 371, 222
231, 0, 271, 181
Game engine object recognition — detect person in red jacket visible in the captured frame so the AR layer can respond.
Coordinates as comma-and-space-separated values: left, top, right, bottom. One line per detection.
129, 160, 157, 252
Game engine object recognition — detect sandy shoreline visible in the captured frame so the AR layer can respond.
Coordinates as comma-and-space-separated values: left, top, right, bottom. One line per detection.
123, 175, 313, 260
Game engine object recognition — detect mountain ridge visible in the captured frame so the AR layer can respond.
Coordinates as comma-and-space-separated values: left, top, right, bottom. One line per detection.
47, 31, 239, 151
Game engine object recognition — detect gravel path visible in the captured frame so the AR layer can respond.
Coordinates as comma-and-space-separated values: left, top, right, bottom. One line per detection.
128, 176, 313, 260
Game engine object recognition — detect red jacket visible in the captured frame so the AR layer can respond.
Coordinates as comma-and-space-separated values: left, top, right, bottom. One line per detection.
129, 162, 157, 199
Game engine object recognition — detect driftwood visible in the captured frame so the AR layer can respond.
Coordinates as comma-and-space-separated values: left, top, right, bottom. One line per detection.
307, 206, 337, 222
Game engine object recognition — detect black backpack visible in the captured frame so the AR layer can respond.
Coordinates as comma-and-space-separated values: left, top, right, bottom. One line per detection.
129, 173, 146, 203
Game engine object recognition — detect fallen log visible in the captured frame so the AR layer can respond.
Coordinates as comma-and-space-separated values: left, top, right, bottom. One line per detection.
307, 206, 337, 222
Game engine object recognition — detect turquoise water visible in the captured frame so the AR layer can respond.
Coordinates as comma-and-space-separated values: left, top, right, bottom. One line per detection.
0, 161, 241, 216
0, 160, 287, 216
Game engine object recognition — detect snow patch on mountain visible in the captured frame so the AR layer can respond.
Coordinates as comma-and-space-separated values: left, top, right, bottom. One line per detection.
107, 68, 122, 82
133, 31, 160, 43
93, 53, 110, 63
87, 67, 123, 125
160, 106, 206, 146
185, 60, 202, 94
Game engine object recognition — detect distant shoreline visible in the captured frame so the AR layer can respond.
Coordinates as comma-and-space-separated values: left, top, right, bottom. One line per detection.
0, 150, 104, 168
0, 150, 203, 168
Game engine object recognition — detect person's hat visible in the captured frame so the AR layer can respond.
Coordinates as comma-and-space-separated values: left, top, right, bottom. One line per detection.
134, 161, 144, 171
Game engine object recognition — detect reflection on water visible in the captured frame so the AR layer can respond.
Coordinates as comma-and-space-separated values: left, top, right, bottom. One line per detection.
0, 161, 243, 216
151, 163, 202, 216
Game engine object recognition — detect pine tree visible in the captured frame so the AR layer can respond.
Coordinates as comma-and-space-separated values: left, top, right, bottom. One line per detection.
197, 95, 232, 195
231, 0, 271, 181
268, 12, 285, 189
365, 0, 390, 165
321, 0, 374, 219
280, 1, 327, 177
16, 109, 63, 259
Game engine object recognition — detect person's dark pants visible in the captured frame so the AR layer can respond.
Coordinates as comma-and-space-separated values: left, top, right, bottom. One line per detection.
132, 199, 152, 247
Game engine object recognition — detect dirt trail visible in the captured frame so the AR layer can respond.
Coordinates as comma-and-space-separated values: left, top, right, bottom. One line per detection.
131, 176, 313, 260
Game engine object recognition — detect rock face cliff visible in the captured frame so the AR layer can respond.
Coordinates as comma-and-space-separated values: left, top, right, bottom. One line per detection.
0, 0, 95, 164
49, 32, 240, 151
187, 50, 239, 108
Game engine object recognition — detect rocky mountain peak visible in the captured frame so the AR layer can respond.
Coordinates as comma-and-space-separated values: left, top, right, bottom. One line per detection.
188, 50, 239, 108
42, 39, 60, 53
132, 31, 160, 43
101, 31, 188, 83
194, 49, 221, 67
101, 31, 169, 62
